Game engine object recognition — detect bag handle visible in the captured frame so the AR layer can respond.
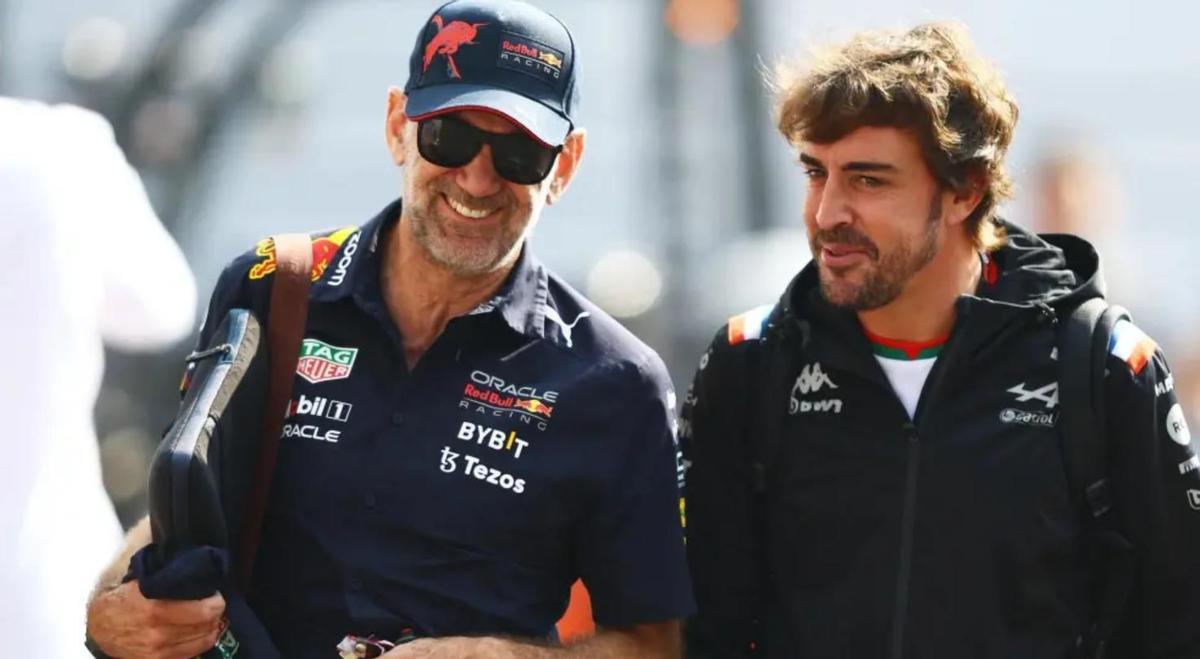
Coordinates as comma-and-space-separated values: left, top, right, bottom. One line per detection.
234, 233, 312, 592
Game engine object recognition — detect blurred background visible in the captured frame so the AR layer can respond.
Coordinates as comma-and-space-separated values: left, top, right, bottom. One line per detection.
2, 0, 1196, 528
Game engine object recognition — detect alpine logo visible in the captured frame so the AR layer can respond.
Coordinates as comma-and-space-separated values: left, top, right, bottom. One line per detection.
296, 338, 358, 384
789, 363, 842, 415
1007, 382, 1059, 409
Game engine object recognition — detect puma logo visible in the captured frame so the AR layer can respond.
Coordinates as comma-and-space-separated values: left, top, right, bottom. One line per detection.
545, 308, 590, 348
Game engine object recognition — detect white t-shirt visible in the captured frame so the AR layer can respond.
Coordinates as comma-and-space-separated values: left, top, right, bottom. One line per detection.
876, 356, 938, 420
0, 98, 197, 656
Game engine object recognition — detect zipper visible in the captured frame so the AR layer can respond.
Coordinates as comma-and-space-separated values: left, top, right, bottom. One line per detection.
891, 422, 920, 659
890, 302, 975, 658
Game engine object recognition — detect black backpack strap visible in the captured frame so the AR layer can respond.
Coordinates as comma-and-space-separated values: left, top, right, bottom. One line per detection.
1057, 298, 1135, 658
746, 308, 806, 655
750, 314, 798, 496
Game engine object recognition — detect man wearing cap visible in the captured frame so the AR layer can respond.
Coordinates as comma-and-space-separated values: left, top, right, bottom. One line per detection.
84, 1, 693, 657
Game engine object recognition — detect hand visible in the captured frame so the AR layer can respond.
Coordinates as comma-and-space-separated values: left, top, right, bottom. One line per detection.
381, 637, 511, 659
86, 580, 226, 659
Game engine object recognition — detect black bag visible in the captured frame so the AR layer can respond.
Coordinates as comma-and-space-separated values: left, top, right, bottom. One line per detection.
87, 233, 313, 659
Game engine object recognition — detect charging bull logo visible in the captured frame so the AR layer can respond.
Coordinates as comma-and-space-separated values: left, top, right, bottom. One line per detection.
423, 15, 486, 79
248, 227, 357, 282
514, 398, 554, 418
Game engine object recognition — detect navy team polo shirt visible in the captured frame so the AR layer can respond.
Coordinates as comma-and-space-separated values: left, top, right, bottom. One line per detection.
194, 199, 694, 655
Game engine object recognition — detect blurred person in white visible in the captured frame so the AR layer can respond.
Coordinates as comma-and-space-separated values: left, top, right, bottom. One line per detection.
1031, 143, 1144, 325
0, 97, 197, 656
1032, 142, 1200, 427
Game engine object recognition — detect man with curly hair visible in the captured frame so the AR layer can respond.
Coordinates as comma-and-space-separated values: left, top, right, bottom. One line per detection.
681, 22, 1200, 658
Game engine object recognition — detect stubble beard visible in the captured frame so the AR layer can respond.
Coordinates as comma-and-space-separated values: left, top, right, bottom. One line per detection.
817, 194, 944, 311
407, 182, 530, 277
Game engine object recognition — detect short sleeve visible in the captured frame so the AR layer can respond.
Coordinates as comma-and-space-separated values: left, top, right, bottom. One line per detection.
574, 357, 695, 626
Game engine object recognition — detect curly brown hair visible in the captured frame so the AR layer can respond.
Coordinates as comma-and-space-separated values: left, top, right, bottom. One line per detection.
774, 22, 1018, 251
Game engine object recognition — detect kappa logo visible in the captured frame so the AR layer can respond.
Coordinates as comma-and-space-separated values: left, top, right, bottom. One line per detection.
789, 363, 842, 415
792, 363, 838, 395
1007, 382, 1059, 409
423, 15, 485, 79
296, 339, 358, 384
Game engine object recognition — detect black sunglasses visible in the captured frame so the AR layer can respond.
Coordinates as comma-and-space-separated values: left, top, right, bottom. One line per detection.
416, 115, 562, 185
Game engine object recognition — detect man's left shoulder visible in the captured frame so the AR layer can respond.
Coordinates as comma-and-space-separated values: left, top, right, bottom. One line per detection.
244, 225, 361, 285
1101, 317, 1183, 415
1106, 317, 1166, 381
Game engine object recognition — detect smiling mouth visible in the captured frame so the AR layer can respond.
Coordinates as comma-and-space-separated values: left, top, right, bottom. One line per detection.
443, 194, 494, 219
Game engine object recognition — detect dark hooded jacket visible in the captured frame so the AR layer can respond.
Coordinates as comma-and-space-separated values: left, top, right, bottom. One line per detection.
681, 223, 1200, 658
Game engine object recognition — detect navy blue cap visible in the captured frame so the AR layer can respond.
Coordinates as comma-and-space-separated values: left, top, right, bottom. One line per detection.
404, 0, 579, 147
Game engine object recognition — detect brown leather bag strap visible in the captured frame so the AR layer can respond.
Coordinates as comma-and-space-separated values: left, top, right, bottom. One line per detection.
234, 233, 312, 592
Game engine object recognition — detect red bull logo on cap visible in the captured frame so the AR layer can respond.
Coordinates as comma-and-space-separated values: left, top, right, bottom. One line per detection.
497, 33, 564, 82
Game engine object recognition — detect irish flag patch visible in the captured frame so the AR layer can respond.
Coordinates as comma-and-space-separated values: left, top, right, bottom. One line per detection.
727, 304, 774, 345
1109, 319, 1157, 376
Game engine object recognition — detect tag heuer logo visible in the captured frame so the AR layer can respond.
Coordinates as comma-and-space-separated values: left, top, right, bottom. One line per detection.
296, 338, 358, 384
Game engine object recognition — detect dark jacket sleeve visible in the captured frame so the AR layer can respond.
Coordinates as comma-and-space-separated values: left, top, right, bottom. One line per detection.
682, 328, 763, 658
1105, 333, 1200, 658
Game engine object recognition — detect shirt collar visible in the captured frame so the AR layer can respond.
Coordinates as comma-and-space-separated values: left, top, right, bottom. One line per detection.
311, 198, 551, 341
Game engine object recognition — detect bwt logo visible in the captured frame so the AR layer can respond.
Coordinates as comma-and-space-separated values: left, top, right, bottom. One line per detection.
789, 363, 842, 415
